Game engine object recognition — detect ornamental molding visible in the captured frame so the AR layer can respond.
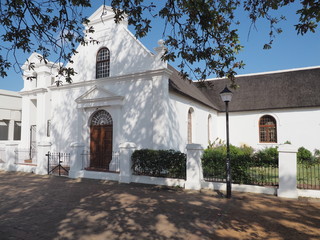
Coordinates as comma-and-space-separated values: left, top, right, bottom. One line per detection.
75, 85, 124, 109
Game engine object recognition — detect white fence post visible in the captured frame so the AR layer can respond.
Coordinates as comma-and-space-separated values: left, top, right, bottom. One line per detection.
5, 142, 18, 171
278, 144, 298, 198
119, 142, 136, 183
36, 142, 51, 175
69, 143, 85, 178
185, 144, 203, 190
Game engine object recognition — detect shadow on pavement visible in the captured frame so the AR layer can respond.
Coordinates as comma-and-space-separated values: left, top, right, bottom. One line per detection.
0, 171, 319, 240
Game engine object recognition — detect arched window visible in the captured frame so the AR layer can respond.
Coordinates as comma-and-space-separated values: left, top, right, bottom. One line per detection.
188, 108, 194, 144
96, 48, 110, 79
208, 114, 212, 142
90, 110, 113, 126
259, 115, 277, 143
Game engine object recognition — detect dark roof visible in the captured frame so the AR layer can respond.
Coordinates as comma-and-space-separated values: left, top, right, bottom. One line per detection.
169, 66, 320, 112
168, 65, 218, 109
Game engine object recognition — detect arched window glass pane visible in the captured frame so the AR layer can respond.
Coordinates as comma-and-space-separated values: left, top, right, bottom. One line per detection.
259, 115, 277, 143
96, 48, 110, 78
91, 110, 113, 126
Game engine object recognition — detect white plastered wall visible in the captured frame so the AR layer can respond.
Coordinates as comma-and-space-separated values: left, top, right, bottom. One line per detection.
49, 72, 169, 153
216, 107, 320, 152
168, 92, 219, 152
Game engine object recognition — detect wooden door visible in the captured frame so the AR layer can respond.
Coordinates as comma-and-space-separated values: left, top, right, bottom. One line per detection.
90, 125, 113, 170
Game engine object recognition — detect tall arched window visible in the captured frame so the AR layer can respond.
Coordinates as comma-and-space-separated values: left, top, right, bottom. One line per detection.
259, 115, 277, 143
208, 114, 212, 143
188, 108, 194, 144
96, 47, 110, 79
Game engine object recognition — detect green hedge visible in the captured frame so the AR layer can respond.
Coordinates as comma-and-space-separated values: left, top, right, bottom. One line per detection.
201, 145, 255, 183
131, 149, 186, 179
252, 147, 278, 167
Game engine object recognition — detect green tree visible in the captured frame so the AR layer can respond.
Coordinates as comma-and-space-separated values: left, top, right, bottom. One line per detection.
1, 0, 319, 84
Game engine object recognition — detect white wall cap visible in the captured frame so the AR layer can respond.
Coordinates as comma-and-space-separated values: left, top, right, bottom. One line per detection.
0, 89, 21, 98
186, 143, 204, 150
37, 142, 52, 147
278, 144, 298, 153
70, 142, 85, 147
5, 142, 19, 147
20, 88, 48, 96
119, 142, 136, 149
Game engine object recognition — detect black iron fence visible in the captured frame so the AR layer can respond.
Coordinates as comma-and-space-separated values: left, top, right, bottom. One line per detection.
203, 159, 279, 187
297, 162, 320, 190
47, 152, 70, 176
0, 148, 5, 163
81, 151, 120, 173
15, 148, 37, 165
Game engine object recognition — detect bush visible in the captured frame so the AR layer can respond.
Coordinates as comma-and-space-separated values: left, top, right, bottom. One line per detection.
297, 147, 313, 163
131, 149, 186, 179
252, 147, 278, 167
201, 144, 254, 184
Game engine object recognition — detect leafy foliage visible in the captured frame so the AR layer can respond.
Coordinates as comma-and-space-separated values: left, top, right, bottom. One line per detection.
1, 1, 320, 84
131, 149, 186, 179
252, 147, 279, 167
202, 144, 254, 183
297, 146, 313, 163
0, 0, 95, 80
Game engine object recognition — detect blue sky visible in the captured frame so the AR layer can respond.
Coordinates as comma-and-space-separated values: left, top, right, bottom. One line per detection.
1, 1, 319, 91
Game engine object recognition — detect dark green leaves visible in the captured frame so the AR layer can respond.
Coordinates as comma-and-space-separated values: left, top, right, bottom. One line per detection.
0, 0, 93, 83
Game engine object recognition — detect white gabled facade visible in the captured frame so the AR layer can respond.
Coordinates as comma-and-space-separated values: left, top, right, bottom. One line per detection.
15, 5, 198, 175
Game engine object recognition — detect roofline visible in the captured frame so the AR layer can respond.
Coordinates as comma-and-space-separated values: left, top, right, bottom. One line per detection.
219, 104, 320, 113
0, 89, 22, 98
205, 65, 320, 81
169, 87, 219, 110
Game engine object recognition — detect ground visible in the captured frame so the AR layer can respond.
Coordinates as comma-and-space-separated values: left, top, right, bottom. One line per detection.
0, 171, 319, 240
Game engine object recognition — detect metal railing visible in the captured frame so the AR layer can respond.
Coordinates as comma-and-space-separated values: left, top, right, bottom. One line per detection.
0, 148, 5, 163
203, 160, 279, 187
297, 162, 320, 190
15, 148, 37, 165
47, 152, 70, 176
81, 151, 120, 173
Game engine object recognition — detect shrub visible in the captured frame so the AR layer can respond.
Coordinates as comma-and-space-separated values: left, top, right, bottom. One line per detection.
252, 147, 278, 167
201, 144, 254, 184
131, 149, 186, 179
297, 147, 313, 163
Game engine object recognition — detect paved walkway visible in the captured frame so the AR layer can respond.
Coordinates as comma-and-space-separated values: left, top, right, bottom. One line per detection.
0, 171, 319, 240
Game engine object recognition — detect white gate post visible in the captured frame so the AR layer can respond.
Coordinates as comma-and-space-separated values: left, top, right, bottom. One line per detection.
119, 142, 136, 184
36, 142, 51, 175
5, 142, 19, 171
278, 144, 298, 198
185, 144, 204, 190
69, 142, 85, 178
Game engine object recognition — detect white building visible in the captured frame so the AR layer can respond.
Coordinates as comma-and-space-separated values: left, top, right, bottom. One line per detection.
0, 89, 21, 141
2, 5, 320, 176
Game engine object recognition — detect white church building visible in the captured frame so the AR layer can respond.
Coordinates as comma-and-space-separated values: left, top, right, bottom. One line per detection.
1, 5, 320, 178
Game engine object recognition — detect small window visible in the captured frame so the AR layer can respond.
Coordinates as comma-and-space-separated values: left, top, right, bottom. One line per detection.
47, 120, 51, 137
208, 114, 212, 142
187, 108, 194, 144
96, 47, 110, 79
259, 115, 277, 143
14, 121, 21, 140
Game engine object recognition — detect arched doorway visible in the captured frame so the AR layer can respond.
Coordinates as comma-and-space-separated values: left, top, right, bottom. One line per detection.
89, 110, 113, 170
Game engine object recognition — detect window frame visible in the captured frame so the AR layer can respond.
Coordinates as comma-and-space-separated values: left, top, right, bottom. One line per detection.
187, 108, 194, 144
259, 115, 277, 143
96, 47, 110, 79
